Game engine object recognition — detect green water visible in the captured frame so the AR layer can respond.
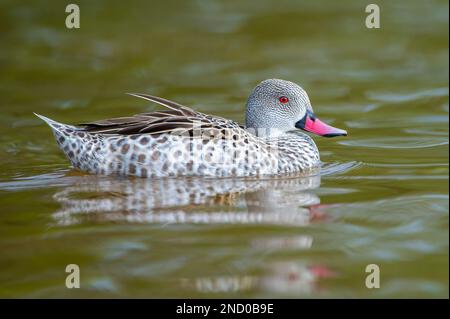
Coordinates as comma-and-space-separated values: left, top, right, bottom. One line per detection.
0, 0, 448, 298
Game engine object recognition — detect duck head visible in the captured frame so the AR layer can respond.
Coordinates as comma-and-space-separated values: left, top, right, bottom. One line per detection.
245, 79, 347, 138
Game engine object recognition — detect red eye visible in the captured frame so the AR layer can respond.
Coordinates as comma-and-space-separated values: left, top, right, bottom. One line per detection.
279, 96, 289, 104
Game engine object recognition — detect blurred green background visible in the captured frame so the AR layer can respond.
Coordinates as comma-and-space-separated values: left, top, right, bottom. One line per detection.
0, 0, 448, 298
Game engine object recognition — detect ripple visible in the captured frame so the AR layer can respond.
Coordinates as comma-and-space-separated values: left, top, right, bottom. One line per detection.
88, 278, 119, 293
367, 162, 448, 168
51, 98, 90, 110
366, 87, 449, 103
320, 161, 362, 176
404, 128, 449, 136
339, 137, 449, 149
328, 175, 447, 180
0, 170, 70, 191
346, 115, 448, 129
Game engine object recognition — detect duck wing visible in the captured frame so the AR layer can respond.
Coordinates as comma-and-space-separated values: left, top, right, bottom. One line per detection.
79, 93, 242, 136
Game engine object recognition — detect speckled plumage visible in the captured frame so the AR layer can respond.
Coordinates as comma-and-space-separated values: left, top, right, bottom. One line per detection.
35, 79, 336, 178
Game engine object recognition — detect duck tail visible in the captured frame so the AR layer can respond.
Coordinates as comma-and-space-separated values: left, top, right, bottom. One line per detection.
34, 113, 74, 132
34, 113, 101, 171
34, 112, 81, 149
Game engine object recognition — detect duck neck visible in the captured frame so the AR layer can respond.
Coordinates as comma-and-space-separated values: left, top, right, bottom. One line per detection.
245, 126, 286, 138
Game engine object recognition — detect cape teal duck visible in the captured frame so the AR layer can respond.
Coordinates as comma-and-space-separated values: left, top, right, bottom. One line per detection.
36, 79, 347, 178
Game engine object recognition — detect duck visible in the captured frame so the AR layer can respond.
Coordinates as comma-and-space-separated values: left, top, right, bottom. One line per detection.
35, 79, 347, 178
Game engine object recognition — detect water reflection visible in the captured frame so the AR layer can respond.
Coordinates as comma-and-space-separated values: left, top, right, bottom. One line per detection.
50, 173, 330, 296
52, 173, 321, 226
180, 262, 334, 295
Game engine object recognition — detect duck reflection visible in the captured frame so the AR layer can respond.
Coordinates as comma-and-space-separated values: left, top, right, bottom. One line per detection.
51, 172, 332, 296
52, 173, 322, 226
180, 262, 335, 296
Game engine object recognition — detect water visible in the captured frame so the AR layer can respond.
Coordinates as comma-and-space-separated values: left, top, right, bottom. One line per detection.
0, 0, 448, 298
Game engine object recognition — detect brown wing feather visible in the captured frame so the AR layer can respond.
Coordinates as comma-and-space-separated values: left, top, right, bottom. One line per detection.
126, 93, 197, 117
79, 93, 239, 136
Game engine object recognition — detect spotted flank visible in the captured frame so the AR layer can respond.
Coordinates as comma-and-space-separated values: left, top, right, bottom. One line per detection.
36, 79, 347, 178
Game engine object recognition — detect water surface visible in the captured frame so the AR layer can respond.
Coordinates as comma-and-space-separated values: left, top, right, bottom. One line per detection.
0, 0, 448, 298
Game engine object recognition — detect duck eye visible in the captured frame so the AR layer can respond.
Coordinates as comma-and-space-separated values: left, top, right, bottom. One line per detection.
279, 96, 289, 104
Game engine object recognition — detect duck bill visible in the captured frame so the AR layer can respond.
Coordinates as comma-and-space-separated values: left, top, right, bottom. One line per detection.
295, 111, 347, 137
